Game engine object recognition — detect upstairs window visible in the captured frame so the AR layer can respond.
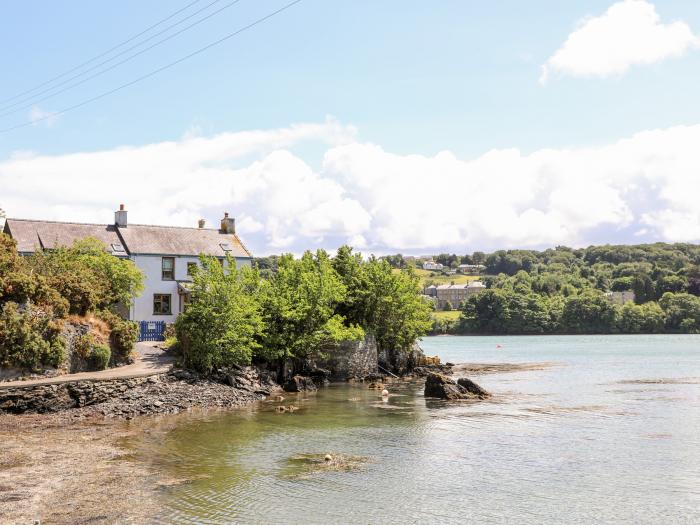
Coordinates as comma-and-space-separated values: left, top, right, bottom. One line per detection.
162, 257, 175, 280
187, 262, 198, 276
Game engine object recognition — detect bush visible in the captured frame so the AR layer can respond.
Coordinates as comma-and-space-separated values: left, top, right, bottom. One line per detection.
90, 344, 111, 370
97, 310, 138, 362
73, 333, 95, 359
0, 302, 65, 370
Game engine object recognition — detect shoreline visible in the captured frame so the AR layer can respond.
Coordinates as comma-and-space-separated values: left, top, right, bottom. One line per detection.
0, 359, 555, 523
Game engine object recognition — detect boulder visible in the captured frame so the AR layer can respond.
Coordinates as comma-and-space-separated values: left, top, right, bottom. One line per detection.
457, 377, 491, 399
283, 375, 317, 393
424, 372, 490, 400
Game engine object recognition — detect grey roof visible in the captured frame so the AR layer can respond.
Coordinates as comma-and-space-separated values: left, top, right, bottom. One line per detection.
4, 219, 125, 255
3, 218, 251, 258
117, 224, 250, 257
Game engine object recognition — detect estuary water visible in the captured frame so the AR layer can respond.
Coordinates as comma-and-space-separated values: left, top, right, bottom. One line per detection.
134, 335, 700, 524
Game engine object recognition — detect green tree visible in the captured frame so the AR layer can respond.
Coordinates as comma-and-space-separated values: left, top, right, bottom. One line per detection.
333, 249, 431, 356
617, 302, 665, 333
176, 256, 264, 372
258, 250, 363, 362
659, 292, 700, 332
560, 290, 617, 333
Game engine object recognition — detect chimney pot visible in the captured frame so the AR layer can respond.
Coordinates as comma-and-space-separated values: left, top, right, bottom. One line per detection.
198, 219, 206, 229
119, 204, 125, 211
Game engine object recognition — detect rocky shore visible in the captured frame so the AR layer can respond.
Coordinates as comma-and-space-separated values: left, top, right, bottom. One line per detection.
0, 366, 279, 421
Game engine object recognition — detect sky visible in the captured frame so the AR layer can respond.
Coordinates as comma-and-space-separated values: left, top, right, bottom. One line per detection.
2, 0, 700, 255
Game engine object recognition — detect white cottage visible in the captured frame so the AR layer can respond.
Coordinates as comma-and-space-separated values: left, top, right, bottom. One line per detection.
3, 205, 252, 336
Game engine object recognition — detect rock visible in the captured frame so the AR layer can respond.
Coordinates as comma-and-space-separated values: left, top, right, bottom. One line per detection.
424, 372, 490, 400
457, 377, 491, 399
282, 375, 317, 393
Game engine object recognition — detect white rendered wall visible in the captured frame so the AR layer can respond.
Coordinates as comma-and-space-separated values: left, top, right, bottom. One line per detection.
129, 255, 252, 322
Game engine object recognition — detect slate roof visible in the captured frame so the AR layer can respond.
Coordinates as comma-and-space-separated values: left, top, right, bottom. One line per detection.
3, 219, 125, 255
117, 224, 250, 257
3, 218, 251, 258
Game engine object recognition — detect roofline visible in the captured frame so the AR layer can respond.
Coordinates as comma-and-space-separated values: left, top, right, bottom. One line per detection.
6, 217, 225, 232
5, 217, 253, 258
129, 252, 252, 258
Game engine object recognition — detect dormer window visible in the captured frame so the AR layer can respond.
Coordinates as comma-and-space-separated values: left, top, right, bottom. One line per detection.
111, 243, 125, 253
219, 242, 232, 252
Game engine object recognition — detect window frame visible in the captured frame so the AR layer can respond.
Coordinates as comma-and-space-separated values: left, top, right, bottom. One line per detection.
153, 294, 172, 315
161, 257, 175, 281
186, 262, 198, 276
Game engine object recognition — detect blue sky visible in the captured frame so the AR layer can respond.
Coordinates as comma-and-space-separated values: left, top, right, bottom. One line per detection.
2, 1, 700, 254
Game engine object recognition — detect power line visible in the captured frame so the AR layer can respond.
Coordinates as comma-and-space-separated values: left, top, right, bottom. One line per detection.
0, 0, 236, 117
0, 0, 304, 134
0, 0, 204, 106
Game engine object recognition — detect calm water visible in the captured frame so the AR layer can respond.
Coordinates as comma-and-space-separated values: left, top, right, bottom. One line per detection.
132, 335, 700, 524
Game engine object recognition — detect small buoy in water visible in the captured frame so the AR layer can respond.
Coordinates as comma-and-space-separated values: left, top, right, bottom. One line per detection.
496, 344, 502, 348
381, 389, 389, 397
324, 454, 333, 462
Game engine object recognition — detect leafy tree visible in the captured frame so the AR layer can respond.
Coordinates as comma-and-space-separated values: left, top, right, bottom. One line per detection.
659, 292, 700, 332
560, 290, 617, 333
617, 302, 665, 333
26, 238, 143, 315
176, 256, 264, 372
333, 248, 431, 356
258, 250, 363, 362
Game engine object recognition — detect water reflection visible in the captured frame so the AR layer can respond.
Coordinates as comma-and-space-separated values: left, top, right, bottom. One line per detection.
123, 335, 700, 525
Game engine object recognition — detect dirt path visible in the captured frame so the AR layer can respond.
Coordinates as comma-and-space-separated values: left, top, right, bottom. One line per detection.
0, 342, 174, 390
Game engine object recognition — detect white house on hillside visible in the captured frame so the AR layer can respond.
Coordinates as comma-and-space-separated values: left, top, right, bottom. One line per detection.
423, 260, 444, 271
3, 205, 252, 340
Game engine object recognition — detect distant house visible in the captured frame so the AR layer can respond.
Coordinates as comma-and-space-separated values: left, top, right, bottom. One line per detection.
423, 260, 444, 271
606, 290, 635, 305
3, 205, 252, 339
457, 264, 486, 274
435, 281, 487, 309
425, 285, 438, 297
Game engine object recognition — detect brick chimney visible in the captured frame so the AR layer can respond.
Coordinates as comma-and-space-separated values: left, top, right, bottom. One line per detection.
198, 219, 206, 229
115, 204, 127, 227
220, 212, 235, 234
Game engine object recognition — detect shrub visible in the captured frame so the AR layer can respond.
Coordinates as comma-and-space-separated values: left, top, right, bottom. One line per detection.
0, 302, 65, 370
97, 310, 138, 362
73, 333, 95, 359
90, 344, 111, 370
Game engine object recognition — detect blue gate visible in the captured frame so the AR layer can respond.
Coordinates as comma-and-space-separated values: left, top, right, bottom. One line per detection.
139, 320, 166, 342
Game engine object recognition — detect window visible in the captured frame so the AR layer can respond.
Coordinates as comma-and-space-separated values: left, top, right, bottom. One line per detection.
153, 294, 172, 315
187, 262, 198, 276
162, 257, 175, 280
182, 294, 191, 312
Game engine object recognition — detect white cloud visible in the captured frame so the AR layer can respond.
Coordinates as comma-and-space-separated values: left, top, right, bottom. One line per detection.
2, 119, 700, 253
541, 0, 700, 83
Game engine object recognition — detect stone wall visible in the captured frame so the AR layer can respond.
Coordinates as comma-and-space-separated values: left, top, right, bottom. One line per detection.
310, 334, 379, 380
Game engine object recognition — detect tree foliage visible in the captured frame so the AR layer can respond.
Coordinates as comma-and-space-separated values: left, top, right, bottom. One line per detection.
176, 256, 264, 372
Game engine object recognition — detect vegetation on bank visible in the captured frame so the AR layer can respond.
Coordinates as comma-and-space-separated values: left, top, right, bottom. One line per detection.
176, 246, 432, 373
0, 234, 142, 371
415, 244, 700, 335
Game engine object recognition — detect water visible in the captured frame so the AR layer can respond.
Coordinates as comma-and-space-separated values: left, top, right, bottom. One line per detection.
132, 335, 700, 524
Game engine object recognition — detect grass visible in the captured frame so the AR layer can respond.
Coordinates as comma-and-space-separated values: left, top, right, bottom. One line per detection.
398, 268, 483, 287
431, 310, 461, 322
